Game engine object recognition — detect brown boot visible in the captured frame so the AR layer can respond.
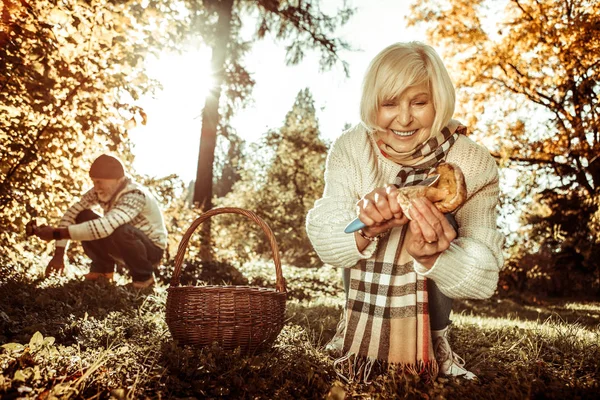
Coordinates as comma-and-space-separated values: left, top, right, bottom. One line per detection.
83, 272, 114, 281
132, 276, 155, 289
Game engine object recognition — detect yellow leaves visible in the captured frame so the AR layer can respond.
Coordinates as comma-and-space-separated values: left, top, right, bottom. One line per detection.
29, 331, 45, 347
112, 13, 135, 34
124, 109, 148, 130
47, 7, 70, 25
31, 61, 46, 76
95, 9, 113, 25
125, 117, 137, 130
139, 109, 148, 126
1, 342, 25, 353
0, 104, 20, 118
93, 26, 116, 47
1, 331, 58, 358
0, 0, 28, 30
61, 156, 71, 170
60, 41, 78, 63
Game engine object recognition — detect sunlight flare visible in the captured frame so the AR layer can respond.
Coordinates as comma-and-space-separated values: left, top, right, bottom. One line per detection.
129, 47, 213, 181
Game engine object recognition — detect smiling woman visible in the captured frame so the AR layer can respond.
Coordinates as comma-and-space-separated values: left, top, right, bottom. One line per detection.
306, 41, 504, 383
129, 47, 213, 182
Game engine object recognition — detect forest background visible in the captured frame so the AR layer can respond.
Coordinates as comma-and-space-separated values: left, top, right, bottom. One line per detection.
1, 0, 599, 399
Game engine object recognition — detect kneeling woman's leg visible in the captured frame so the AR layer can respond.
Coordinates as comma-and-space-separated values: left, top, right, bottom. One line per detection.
428, 279, 453, 330
429, 213, 459, 329
342, 268, 350, 301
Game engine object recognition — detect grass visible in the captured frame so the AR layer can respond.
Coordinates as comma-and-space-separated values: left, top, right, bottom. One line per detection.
1, 258, 599, 399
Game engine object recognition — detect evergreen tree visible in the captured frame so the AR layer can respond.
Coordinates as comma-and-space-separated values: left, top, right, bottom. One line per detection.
215, 88, 328, 267
190, 0, 352, 209
183, 0, 352, 259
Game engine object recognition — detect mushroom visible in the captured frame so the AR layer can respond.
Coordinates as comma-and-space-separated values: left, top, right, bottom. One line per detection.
397, 162, 467, 219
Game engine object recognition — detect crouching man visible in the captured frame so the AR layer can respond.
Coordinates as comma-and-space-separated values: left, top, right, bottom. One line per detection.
33, 154, 167, 289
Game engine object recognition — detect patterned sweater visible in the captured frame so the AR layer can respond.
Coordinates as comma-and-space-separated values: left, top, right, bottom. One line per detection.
306, 124, 504, 300
56, 178, 168, 250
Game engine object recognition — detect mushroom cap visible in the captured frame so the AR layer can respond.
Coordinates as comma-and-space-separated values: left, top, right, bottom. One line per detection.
431, 162, 467, 213
396, 162, 467, 219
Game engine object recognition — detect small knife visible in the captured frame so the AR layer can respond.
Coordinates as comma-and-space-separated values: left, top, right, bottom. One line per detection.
343, 174, 441, 233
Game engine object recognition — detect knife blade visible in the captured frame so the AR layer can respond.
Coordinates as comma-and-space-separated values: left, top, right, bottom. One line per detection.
343, 174, 441, 233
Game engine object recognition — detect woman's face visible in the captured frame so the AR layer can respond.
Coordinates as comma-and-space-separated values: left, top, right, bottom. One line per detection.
375, 82, 435, 153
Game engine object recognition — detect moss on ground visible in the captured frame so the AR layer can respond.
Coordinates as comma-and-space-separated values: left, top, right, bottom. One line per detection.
1, 260, 599, 399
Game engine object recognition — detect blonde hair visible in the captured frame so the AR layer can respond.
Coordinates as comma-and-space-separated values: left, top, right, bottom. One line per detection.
360, 42, 455, 136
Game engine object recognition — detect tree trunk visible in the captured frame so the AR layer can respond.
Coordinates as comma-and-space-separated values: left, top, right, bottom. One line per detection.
193, 0, 233, 209
192, 0, 234, 261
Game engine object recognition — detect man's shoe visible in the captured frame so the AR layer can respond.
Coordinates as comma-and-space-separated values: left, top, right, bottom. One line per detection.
432, 326, 477, 380
132, 276, 155, 289
325, 315, 346, 355
83, 272, 114, 281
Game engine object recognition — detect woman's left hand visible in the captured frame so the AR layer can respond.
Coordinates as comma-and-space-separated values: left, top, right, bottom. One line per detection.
405, 197, 457, 269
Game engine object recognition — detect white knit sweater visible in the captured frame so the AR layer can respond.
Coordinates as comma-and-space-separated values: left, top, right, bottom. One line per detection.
306, 124, 504, 300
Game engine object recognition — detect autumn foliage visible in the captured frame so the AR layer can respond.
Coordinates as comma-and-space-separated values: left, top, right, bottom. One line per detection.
1, 1, 600, 398
0, 0, 169, 268
409, 0, 600, 296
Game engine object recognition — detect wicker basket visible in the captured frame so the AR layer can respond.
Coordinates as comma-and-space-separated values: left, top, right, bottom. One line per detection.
165, 207, 287, 355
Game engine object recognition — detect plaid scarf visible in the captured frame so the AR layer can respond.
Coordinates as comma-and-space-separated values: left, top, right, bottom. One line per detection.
334, 121, 464, 383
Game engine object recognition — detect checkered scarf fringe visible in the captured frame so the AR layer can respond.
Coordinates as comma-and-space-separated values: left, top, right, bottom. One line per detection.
334, 122, 464, 384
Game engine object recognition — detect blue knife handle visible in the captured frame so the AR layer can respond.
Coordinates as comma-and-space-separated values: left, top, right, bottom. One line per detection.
344, 217, 366, 233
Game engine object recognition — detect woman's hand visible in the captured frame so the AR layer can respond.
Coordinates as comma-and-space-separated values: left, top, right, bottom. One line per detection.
406, 197, 457, 268
356, 184, 410, 238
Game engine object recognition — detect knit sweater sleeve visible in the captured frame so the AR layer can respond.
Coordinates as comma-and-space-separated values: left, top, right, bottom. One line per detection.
55, 189, 97, 248
68, 190, 146, 241
306, 130, 379, 267
413, 137, 504, 299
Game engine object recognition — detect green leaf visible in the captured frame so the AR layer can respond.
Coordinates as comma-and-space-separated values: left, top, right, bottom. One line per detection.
1, 343, 25, 352
13, 369, 29, 382
43, 336, 56, 346
29, 331, 44, 347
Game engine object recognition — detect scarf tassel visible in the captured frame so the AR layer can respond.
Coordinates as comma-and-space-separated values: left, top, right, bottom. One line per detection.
334, 353, 439, 384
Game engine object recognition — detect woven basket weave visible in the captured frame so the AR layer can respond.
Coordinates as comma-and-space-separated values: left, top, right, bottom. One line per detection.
166, 207, 287, 355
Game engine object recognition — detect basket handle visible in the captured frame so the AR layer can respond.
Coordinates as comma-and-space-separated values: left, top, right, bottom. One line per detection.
170, 207, 287, 292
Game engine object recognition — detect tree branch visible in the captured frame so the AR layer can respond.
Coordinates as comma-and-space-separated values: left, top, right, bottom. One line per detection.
1, 78, 89, 189
491, 150, 594, 193
512, 0, 534, 21
504, 62, 560, 108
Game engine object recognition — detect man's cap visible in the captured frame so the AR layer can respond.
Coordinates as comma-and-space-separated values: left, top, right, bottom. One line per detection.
89, 154, 125, 179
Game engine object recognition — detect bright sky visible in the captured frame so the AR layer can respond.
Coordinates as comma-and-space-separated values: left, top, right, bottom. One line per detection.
129, 1, 429, 183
